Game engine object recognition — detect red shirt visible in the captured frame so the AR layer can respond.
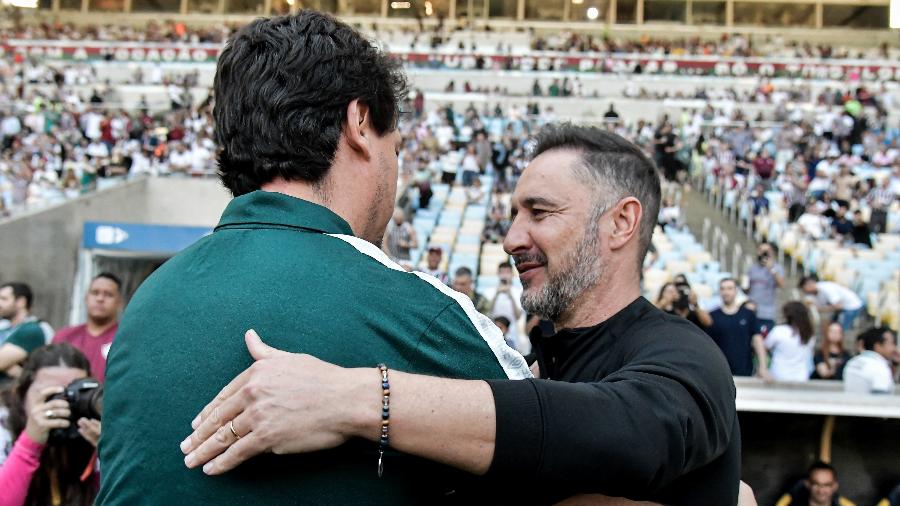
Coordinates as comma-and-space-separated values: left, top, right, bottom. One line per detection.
52, 323, 118, 383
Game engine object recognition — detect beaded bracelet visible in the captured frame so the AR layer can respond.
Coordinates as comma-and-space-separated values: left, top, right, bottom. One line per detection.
377, 363, 390, 478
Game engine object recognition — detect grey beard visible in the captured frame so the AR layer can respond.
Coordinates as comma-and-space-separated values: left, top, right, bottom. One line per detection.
520, 230, 601, 323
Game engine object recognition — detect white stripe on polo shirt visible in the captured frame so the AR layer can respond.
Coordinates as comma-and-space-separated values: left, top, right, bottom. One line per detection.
328, 233, 533, 380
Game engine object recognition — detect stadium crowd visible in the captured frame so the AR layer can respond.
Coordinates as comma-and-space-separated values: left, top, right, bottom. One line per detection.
0, 16, 897, 506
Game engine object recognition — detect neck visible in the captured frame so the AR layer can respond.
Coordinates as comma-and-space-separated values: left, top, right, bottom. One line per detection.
555, 267, 641, 330
721, 301, 738, 313
261, 177, 366, 240
9, 310, 29, 327
86, 317, 116, 335
809, 499, 830, 506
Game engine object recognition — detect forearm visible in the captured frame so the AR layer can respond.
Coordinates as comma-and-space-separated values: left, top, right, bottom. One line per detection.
752, 336, 769, 373
349, 369, 496, 475
695, 308, 713, 328
0, 433, 45, 506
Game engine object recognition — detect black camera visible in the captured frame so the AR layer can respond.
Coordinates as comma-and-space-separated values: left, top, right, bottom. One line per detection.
673, 283, 692, 311
758, 253, 770, 264
48, 378, 103, 444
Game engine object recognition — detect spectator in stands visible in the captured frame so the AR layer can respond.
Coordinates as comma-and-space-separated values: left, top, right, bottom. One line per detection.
461, 145, 480, 187
775, 461, 855, 506
452, 266, 491, 315
492, 316, 513, 349
850, 210, 873, 248
749, 183, 769, 218
745, 242, 785, 334
0, 344, 101, 506
657, 281, 713, 328
798, 276, 864, 331
383, 207, 418, 262
466, 177, 484, 205
797, 203, 829, 239
756, 301, 816, 382
657, 198, 680, 230
867, 177, 895, 233
489, 262, 523, 352
703, 278, 765, 377
655, 282, 679, 310
51, 273, 122, 383
752, 149, 774, 188
812, 322, 851, 380
0, 283, 53, 383
830, 204, 853, 242
843, 327, 896, 394
482, 204, 510, 243
421, 246, 449, 284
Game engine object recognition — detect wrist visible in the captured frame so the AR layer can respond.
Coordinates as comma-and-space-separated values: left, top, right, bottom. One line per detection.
346, 367, 386, 442
24, 424, 47, 446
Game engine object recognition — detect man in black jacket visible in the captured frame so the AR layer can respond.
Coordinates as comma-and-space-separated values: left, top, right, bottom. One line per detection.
181, 125, 740, 505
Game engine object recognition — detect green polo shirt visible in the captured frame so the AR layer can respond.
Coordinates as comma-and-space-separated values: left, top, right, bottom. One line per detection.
97, 191, 530, 505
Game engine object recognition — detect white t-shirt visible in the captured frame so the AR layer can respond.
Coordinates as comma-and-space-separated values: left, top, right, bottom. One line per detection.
843, 351, 895, 394
816, 281, 863, 311
797, 213, 828, 239
764, 324, 815, 382
490, 288, 523, 351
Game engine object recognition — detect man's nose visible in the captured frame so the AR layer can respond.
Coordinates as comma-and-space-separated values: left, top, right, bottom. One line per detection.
503, 215, 530, 256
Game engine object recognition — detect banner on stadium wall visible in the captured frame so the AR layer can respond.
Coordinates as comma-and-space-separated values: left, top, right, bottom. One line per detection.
398, 52, 900, 81
82, 221, 212, 253
1, 40, 224, 63
3, 39, 900, 81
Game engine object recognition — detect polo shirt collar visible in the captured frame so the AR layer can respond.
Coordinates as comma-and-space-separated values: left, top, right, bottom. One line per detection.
215, 190, 355, 236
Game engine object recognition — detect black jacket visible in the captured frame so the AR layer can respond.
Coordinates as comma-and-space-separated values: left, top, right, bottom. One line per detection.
485, 297, 740, 505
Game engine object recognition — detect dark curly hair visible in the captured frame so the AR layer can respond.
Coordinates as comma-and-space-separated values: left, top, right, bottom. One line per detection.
214, 10, 408, 196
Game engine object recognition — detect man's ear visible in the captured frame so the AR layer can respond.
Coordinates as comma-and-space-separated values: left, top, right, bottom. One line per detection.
607, 197, 642, 251
344, 98, 371, 160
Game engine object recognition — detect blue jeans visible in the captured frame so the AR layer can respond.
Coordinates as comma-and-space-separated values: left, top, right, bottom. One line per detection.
836, 307, 862, 331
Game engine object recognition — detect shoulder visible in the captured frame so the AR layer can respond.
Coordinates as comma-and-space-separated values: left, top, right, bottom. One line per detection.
53, 324, 84, 342
624, 304, 730, 365
328, 234, 531, 380
9, 322, 46, 344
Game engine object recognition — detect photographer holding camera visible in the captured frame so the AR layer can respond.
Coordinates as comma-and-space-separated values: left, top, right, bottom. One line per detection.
0, 344, 101, 506
655, 280, 713, 328
745, 242, 785, 334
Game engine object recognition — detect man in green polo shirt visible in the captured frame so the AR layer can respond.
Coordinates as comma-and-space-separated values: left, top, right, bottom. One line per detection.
0, 282, 54, 382
96, 11, 530, 505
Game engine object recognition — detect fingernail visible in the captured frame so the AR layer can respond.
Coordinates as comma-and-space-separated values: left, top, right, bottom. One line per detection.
180, 437, 191, 453
184, 453, 195, 467
203, 463, 213, 474
191, 415, 200, 429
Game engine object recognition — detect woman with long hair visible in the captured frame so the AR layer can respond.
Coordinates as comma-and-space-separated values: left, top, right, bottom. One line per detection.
0, 344, 100, 506
812, 322, 852, 380
757, 301, 817, 382
655, 282, 679, 311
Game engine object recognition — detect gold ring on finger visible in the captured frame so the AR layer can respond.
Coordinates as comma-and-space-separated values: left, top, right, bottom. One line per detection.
229, 420, 243, 439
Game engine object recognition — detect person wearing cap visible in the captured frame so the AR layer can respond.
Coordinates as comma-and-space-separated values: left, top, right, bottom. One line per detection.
421, 245, 449, 285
